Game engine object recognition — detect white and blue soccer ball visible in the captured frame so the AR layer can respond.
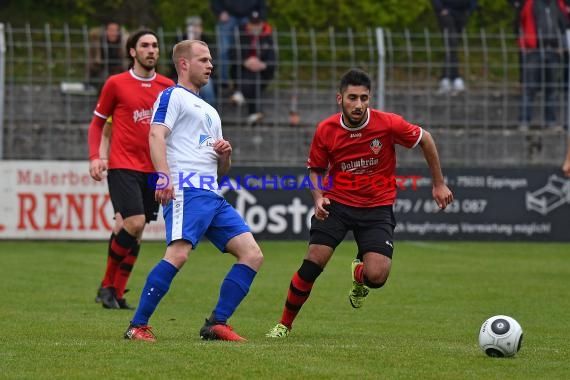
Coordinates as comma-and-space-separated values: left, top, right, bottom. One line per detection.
478, 315, 523, 358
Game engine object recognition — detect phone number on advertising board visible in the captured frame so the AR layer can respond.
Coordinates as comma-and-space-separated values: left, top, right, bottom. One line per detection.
394, 198, 488, 214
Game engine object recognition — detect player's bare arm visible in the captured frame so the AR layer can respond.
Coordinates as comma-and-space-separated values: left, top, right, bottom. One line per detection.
214, 139, 232, 176
97, 120, 113, 177
149, 123, 175, 205
88, 115, 109, 181
309, 169, 330, 220
418, 130, 453, 209
98, 120, 112, 159
563, 138, 570, 177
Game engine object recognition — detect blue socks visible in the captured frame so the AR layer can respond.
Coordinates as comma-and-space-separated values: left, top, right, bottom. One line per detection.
131, 261, 256, 326
213, 263, 257, 324
131, 260, 178, 326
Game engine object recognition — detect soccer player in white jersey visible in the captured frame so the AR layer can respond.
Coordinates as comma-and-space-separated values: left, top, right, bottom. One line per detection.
124, 40, 264, 342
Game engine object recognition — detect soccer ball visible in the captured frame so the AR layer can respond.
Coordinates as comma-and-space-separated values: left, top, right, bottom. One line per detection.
478, 315, 523, 357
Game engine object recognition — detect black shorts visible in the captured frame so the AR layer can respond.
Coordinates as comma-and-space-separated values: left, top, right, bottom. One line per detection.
309, 200, 396, 258
107, 169, 159, 223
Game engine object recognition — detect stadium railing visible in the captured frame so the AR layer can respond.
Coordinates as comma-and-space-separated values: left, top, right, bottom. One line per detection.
0, 23, 569, 166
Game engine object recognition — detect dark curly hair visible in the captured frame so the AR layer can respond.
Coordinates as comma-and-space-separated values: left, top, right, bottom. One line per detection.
125, 29, 159, 68
339, 68, 371, 93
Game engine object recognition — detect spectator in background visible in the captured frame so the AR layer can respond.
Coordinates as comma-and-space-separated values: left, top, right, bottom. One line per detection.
508, 0, 526, 30
507, 0, 525, 84
169, 16, 217, 108
88, 21, 129, 92
229, 11, 276, 126
561, 1, 570, 93
211, 0, 268, 88
518, 0, 569, 131
431, 0, 478, 95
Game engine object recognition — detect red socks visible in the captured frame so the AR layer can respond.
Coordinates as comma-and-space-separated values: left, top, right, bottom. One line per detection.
280, 271, 315, 328
114, 243, 140, 299
354, 262, 364, 284
100, 229, 137, 299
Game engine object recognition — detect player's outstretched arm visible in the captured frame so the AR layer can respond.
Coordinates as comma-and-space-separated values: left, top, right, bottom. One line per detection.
418, 130, 454, 209
562, 138, 570, 177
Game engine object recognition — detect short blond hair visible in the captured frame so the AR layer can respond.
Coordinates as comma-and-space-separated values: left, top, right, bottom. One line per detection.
172, 40, 208, 73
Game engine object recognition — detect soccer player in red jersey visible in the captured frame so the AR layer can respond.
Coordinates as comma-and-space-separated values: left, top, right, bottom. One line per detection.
267, 68, 454, 338
88, 30, 175, 309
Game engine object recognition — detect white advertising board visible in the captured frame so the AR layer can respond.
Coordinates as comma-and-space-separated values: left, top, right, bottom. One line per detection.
0, 161, 165, 240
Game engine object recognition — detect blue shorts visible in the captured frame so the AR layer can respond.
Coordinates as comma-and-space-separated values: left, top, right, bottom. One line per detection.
163, 187, 250, 251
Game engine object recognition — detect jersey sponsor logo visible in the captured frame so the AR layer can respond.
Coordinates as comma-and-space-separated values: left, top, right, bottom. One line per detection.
141, 83, 151, 88
199, 134, 214, 147
370, 138, 382, 154
340, 157, 379, 172
350, 133, 362, 138
133, 108, 153, 124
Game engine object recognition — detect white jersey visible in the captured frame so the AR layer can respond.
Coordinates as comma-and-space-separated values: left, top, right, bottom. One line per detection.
151, 85, 223, 192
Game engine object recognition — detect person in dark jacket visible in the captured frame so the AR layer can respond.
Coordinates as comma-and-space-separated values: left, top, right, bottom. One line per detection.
229, 11, 276, 126
508, 0, 525, 84
518, 0, 569, 131
431, 0, 478, 95
211, 0, 268, 87
88, 21, 129, 93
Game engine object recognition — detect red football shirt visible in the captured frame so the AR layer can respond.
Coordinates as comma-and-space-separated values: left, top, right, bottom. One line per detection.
307, 108, 422, 207
90, 69, 174, 172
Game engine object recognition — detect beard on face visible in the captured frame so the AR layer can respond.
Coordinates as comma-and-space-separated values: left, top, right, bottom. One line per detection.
341, 103, 365, 127
135, 55, 157, 71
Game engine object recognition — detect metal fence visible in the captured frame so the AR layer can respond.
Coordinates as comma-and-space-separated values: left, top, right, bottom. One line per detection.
1, 22, 569, 166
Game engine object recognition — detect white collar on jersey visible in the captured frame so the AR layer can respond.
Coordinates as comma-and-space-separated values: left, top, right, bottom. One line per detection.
128, 68, 157, 81
339, 108, 370, 131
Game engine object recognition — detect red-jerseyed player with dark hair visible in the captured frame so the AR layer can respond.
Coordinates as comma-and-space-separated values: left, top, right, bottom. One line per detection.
88, 29, 174, 309
267, 68, 454, 338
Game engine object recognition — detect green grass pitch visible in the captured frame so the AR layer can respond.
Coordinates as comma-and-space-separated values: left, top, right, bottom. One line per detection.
0, 240, 568, 379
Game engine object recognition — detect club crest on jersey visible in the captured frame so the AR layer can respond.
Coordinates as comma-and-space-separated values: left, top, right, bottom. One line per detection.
370, 138, 382, 154
206, 113, 213, 129
199, 134, 214, 147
